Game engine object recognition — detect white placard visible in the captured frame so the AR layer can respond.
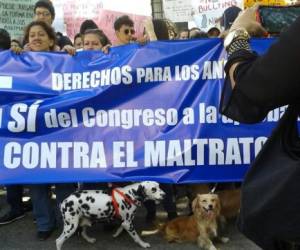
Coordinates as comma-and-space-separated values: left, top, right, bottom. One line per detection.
191, 0, 244, 31
163, 0, 194, 22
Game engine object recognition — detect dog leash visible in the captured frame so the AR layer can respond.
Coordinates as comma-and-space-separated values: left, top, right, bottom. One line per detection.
111, 188, 137, 218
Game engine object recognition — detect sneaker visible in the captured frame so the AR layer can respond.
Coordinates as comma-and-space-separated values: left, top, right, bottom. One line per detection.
0, 212, 25, 225
23, 199, 33, 213
37, 230, 53, 241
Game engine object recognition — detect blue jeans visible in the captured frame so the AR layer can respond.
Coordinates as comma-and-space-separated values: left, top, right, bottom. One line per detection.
29, 184, 76, 231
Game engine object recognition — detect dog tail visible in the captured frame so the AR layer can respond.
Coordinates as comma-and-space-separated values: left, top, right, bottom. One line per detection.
141, 222, 166, 236
141, 228, 160, 236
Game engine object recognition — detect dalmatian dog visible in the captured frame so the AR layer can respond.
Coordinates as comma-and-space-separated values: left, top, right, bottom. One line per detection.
56, 181, 165, 250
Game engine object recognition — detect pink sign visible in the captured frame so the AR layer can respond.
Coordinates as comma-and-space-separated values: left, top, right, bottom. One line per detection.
63, 1, 149, 45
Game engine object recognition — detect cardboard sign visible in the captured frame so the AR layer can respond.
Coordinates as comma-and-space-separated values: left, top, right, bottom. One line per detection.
0, 0, 35, 40
62, 0, 149, 44
52, 0, 151, 44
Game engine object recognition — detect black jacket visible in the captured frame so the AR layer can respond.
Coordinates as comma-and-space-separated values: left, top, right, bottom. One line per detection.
220, 17, 300, 124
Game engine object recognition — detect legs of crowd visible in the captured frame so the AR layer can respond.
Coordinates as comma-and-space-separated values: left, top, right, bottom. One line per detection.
144, 184, 177, 222
29, 183, 76, 240
0, 185, 32, 225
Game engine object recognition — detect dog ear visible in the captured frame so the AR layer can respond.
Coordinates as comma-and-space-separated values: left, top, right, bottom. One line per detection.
136, 184, 146, 201
192, 195, 200, 213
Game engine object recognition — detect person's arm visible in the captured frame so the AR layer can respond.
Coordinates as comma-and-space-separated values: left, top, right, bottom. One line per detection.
221, 6, 300, 123
143, 19, 157, 41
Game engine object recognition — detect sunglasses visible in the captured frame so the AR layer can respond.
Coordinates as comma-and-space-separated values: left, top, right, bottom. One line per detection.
124, 29, 135, 35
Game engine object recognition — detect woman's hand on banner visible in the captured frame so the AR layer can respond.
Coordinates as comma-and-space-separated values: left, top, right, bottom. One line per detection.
102, 44, 112, 54
11, 46, 23, 54
62, 45, 76, 56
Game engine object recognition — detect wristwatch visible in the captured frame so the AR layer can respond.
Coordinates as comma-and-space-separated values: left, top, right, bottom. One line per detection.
224, 28, 250, 50
224, 28, 251, 57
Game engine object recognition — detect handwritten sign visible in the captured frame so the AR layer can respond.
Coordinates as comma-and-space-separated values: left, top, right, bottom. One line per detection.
0, 0, 35, 40
163, 0, 194, 22
63, 2, 148, 44
191, 0, 244, 31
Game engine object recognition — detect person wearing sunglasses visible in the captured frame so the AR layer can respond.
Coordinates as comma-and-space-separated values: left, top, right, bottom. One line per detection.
114, 15, 136, 46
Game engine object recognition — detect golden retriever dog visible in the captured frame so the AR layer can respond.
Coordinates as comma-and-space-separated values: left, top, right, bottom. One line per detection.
142, 194, 229, 249
192, 194, 229, 250
187, 184, 241, 221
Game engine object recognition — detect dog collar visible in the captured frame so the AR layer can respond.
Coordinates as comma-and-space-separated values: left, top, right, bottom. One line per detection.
112, 188, 137, 218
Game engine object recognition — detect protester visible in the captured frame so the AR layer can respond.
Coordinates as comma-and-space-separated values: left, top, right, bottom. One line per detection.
79, 29, 112, 192
55, 31, 73, 50
73, 33, 83, 50
11, 21, 77, 240
102, 17, 178, 221
189, 27, 208, 39
114, 15, 136, 46
32, 0, 74, 53
207, 27, 221, 38
143, 18, 179, 41
101, 15, 135, 53
0, 29, 29, 226
0, 28, 11, 50
0, 4, 74, 226
220, 6, 242, 31
0, 30, 33, 226
178, 29, 189, 39
221, 5, 273, 122
164, 19, 177, 39
142, 18, 179, 221
221, 5, 299, 249
152, 19, 172, 40
82, 29, 110, 50
79, 19, 99, 35
10, 39, 22, 50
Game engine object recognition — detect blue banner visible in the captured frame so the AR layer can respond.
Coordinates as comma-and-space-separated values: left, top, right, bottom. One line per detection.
0, 38, 280, 184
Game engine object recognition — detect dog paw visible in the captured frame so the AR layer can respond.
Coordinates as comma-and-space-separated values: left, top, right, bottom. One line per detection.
208, 245, 217, 250
220, 237, 229, 243
140, 241, 151, 248
87, 238, 96, 244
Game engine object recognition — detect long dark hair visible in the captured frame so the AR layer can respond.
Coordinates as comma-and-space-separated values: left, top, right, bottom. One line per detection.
23, 21, 57, 51
83, 29, 111, 47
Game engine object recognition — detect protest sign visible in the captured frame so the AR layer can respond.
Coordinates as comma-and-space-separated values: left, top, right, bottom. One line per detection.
0, 0, 35, 40
0, 39, 278, 184
52, 0, 151, 43
163, 0, 194, 22
191, 0, 244, 31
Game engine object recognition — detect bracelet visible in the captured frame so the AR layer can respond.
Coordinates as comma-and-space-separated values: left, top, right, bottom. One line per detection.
227, 39, 251, 57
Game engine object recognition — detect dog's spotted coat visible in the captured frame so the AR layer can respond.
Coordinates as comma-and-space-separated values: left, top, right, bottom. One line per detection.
56, 181, 165, 250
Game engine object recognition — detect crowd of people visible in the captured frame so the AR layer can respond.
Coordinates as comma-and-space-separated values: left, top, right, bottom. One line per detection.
0, 0, 242, 243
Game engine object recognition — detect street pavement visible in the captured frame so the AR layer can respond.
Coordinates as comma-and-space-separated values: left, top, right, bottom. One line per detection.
0, 188, 261, 250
